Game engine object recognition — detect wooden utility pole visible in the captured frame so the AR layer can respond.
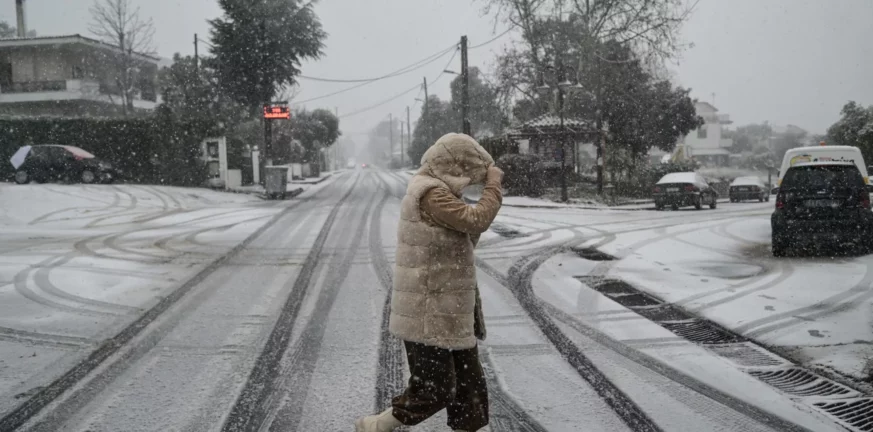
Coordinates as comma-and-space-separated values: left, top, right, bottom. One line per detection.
405, 106, 410, 168
194, 33, 199, 72
423, 77, 430, 144
389, 113, 394, 163
460, 35, 470, 135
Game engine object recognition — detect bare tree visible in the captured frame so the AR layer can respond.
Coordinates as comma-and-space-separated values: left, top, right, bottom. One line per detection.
482, 0, 697, 69
88, 0, 156, 115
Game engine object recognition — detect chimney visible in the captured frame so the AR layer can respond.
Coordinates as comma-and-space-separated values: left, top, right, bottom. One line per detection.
15, 0, 26, 38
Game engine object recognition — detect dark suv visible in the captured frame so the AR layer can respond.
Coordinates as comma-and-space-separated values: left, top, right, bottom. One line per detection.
11, 145, 119, 184
771, 163, 873, 256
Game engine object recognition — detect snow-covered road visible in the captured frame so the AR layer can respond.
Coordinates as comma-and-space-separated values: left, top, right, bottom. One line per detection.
0, 171, 868, 431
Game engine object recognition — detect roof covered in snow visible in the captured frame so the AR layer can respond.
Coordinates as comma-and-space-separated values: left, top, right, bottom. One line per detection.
657, 172, 706, 186
730, 176, 764, 186
0, 34, 160, 62
507, 113, 595, 138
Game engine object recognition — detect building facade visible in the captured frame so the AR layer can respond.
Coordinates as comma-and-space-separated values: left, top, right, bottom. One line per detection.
680, 101, 734, 165
0, 35, 160, 117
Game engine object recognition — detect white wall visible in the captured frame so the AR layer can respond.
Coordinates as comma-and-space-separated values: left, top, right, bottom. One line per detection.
681, 102, 725, 150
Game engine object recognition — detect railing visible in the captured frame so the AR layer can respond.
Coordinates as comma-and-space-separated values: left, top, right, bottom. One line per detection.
1, 80, 67, 93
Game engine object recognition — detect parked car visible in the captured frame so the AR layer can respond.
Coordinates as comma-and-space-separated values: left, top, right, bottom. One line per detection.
10, 144, 119, 184
771, 162, 873, 256
729, 176, 769, 202
653, 172, 718, 210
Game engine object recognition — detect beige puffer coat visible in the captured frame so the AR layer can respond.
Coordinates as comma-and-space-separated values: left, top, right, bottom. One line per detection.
389, 133, 499, 350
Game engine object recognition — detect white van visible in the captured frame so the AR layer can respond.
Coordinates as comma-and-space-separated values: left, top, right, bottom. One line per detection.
778, 146, 869, 186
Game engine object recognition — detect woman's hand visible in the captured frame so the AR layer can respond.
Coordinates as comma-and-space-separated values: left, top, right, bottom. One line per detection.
486, 166, 504, 185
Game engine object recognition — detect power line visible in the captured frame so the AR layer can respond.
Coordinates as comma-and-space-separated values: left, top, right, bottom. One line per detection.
337, 48, 459, 120
298, 43, 457, 83
470, 27, 513, 49
339, 84, 421, 119
292, 46, 456, 105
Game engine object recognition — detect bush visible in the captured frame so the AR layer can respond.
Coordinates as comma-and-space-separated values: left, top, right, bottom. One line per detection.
497, 153, 546, 197
0, 113, 218, 186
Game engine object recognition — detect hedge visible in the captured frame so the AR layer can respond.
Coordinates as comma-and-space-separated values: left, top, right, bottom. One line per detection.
497, 153, 546, 197
0, 110, 216, 186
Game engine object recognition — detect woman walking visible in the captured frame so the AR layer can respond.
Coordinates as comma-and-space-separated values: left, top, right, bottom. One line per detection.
356, 133, 504, 432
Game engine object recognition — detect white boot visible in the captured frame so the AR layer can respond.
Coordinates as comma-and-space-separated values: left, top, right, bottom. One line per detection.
354, 408, 402, 432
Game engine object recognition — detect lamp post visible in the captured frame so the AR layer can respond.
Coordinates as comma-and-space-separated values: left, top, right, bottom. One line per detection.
536, 65, 581, 203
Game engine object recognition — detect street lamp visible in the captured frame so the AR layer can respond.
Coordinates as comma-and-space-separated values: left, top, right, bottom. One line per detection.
536, 65, 582, 203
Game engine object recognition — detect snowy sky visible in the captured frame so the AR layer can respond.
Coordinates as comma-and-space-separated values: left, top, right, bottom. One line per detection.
3, 0, 871, 140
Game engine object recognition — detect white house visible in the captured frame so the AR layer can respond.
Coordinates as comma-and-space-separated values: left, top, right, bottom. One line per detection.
0, 34, 160, 117
679, 101, 734, 165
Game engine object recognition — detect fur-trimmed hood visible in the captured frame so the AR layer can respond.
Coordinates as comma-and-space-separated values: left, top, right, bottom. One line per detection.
416, 133, 494, 196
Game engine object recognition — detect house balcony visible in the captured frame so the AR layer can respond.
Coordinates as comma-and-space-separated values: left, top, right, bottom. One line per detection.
0, 79, 158, 110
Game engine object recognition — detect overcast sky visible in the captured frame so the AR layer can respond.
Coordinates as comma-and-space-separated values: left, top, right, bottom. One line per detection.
3, 0, 871, 141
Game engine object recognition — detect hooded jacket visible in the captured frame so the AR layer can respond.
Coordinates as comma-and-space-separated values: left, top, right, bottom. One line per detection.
389, 133, 502, 350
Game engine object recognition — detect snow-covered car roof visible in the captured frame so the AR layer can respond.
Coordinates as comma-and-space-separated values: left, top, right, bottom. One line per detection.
656, 172, 706, 186
730, 176, 764, 186
32, 144, 96, 159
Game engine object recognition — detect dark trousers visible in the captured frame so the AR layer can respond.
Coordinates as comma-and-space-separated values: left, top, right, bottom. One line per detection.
391, 341, 489, 431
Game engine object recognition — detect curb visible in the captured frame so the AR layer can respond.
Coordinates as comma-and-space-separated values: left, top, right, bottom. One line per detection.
289, 173, 333, 185
255, 187, 304, 201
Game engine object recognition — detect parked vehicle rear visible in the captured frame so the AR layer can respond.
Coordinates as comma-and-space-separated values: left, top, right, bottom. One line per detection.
729, 176, 768, 202
771, 163, 873, 256
653, 172, 718, 210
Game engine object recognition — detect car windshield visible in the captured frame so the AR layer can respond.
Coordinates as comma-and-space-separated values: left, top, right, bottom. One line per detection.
783, 165, 864, 189
2, 1, 872, 432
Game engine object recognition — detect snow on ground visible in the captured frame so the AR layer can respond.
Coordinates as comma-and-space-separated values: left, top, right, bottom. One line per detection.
496, 199, 872, 380
0, 182, 283, 414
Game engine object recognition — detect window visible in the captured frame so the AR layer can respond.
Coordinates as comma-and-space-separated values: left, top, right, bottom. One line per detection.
697, 127, 708, 139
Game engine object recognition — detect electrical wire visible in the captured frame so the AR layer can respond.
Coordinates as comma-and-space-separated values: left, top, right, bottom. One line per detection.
292, 46, 456, 105
338, 84, 422, 119
469, 27, 513, 49
298, 43, 457, 83
338, 48, 459, 119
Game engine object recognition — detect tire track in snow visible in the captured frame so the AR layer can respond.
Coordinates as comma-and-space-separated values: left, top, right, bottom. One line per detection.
27, 186, 123, 226
263, 185, 377, 430
478, 240, 815, 432
476, 242, 663, 432
220, 173, 360, 432
0, 327, 94, 350
0, 182, 315, 432
368, 192, 407, 413
737, 259, 873, 337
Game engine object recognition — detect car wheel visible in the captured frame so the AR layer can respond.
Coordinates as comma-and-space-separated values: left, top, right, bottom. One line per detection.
14, 170, 29, 184
671, 203, 679, 211
694, 196, 703, 210
765, 195, 770, 202
81, 170, 97, 184
759, 195, 764, 202
710, 195, 717, 209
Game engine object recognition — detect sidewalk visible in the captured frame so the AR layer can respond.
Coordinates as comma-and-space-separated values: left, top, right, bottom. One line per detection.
290, 170, 337, 185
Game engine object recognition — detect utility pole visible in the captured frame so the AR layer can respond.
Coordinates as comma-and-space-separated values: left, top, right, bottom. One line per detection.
194, 33, 199, 72
335, 107, 340, 170
389, 113, 394, 165
405, 106, 410, 168
423, 77, 430, 144
460, 35, 471, 135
